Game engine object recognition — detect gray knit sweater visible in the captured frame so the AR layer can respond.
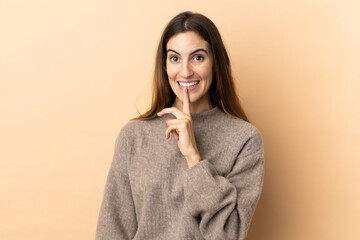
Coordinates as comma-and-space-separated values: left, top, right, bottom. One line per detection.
96, 107, 264, 240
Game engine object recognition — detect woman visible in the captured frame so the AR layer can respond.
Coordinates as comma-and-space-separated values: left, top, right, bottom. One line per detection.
96, 11, 264, 240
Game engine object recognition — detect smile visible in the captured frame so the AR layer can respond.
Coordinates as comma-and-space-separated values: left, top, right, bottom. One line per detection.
177, 81, 200, 87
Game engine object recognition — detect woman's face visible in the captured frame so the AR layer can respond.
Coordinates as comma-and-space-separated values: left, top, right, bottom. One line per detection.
166, 31, 214, 112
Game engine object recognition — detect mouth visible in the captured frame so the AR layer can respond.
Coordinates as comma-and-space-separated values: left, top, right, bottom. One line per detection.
177, 81, 200, 88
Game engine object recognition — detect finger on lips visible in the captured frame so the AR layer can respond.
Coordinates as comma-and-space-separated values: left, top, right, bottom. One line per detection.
157, 88, 191, 118
182, 87, 190, 115
157, 87, 192, 141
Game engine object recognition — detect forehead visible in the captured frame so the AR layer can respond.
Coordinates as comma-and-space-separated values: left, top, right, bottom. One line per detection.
166, 31, 210, 53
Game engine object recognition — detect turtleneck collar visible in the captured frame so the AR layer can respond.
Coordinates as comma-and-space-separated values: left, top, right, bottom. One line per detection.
190, 107, 221, 121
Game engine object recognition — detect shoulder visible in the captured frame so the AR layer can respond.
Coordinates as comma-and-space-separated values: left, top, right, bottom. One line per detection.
217, 110, 262, 140
215, 115, 264, 168
231, 116, 260, 137
118, 120, 142, 136
115, 117, 163, 144
218, 111, 264, 153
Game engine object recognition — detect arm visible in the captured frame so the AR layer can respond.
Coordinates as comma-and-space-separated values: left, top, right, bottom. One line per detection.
183, 132, 264, 240
95, 130, 137, 240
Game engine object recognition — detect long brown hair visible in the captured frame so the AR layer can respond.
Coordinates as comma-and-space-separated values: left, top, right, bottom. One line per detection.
133, 11, 249, 122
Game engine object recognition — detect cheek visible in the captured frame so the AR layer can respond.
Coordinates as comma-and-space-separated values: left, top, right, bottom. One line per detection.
198, 63, 213, 78
166, 66, 176, 80
200, 70, 213, 87
166, 67, 177, 90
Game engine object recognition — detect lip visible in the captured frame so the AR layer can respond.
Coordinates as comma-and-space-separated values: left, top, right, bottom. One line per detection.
177, 80, 200, 91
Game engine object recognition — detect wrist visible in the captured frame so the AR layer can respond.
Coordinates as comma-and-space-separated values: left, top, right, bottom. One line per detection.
186, 152, 201, 168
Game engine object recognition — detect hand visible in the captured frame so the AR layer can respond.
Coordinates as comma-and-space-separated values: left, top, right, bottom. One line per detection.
157, 88, 201, 168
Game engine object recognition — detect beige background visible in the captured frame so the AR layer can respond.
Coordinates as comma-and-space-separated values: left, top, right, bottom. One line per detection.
1, 0, 359, 239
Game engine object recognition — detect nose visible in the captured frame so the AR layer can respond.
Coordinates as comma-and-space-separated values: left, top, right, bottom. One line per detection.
180, 62, 194, 78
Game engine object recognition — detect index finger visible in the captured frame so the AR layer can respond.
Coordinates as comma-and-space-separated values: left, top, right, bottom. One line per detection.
182, 87, 190, 115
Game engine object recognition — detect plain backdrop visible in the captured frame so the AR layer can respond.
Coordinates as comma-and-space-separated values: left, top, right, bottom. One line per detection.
1, 0, 359, 239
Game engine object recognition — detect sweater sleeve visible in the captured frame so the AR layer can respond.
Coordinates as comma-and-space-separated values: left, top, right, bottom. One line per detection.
183, 131, 264, 240
95, 129, 137, 240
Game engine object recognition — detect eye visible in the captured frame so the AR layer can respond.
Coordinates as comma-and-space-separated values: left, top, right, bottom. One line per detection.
193, 55, 205, 62
169, 56, 179, 62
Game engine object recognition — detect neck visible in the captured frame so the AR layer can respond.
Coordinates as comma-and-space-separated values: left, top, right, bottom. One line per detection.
173, 97, 213, 114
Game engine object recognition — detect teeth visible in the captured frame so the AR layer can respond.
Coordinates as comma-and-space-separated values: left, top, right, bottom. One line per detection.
178, 81, 200, 87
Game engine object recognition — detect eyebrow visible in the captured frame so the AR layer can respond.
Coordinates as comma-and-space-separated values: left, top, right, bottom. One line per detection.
167, 48, 209, 55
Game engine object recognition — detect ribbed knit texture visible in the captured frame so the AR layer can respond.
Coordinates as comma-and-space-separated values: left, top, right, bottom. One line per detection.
95, 107, 264, 240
